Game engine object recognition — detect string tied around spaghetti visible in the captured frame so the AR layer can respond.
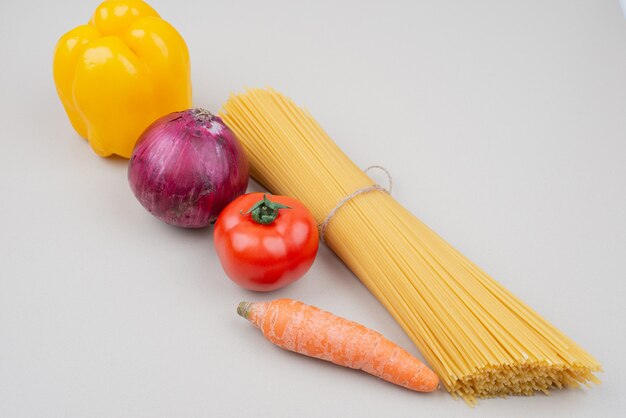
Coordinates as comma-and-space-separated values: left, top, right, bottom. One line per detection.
318, 166, 392, 244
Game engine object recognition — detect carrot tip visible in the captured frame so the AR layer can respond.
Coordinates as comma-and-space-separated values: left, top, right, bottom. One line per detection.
237, 301, 252, 319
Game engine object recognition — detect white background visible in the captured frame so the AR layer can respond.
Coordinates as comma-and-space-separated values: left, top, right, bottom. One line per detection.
1, 1, 625, 417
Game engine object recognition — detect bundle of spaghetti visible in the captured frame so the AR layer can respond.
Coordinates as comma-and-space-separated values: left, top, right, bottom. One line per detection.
219, 88, 601, 404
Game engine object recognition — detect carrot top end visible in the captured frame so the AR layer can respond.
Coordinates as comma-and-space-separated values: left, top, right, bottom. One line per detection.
237, 301, 253, 319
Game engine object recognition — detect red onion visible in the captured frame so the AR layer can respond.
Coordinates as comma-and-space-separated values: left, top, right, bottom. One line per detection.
128, 109, 249, 228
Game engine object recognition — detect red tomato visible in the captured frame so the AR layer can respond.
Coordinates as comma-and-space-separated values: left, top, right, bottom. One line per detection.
214, 193, 319, 291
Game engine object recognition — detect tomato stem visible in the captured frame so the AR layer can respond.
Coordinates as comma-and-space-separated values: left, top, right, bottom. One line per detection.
242, 194, 291, 225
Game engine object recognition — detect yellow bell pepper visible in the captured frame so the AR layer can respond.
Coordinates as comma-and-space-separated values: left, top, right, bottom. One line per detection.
53, 0, 192, 158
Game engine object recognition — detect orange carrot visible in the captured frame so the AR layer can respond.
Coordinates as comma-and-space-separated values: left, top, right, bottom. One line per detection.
237, 298, 439, 392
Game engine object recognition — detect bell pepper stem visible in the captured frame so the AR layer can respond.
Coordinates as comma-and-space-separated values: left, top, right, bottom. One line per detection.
242, 194, 290, 225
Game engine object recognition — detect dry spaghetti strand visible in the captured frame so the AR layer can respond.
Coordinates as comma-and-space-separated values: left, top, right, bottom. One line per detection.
219, 88, 601, 405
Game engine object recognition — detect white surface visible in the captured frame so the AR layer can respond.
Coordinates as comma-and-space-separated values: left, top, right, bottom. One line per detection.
1, 0, 625, 417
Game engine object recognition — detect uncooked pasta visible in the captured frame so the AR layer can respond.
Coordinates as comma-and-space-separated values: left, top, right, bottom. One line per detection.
219, 88, 601, 404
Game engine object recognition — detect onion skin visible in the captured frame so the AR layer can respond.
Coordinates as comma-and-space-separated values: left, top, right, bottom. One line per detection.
128, 109, 249, 228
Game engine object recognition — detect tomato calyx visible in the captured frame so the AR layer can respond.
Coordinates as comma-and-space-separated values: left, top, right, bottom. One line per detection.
241, 194, 291, 225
